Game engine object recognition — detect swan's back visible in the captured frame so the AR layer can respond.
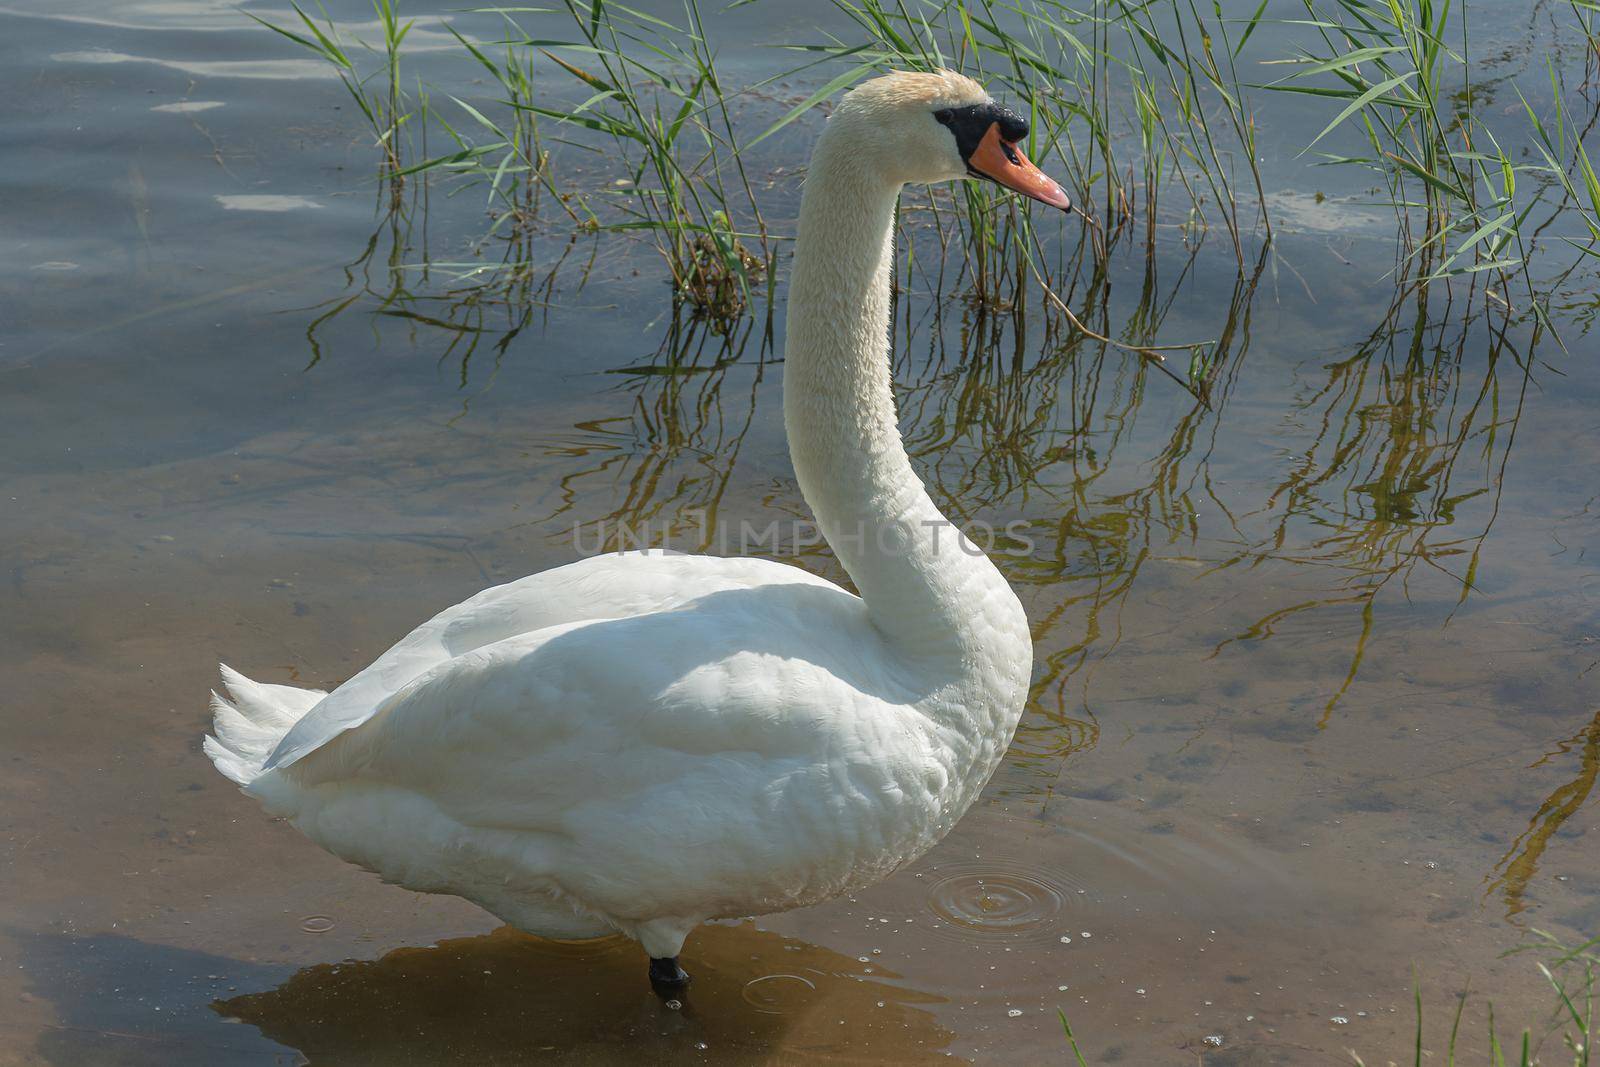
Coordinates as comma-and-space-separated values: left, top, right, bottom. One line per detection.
259, 551, 843, 772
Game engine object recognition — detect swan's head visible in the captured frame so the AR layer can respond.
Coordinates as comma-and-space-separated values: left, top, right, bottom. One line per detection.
826, 70, 1072, 212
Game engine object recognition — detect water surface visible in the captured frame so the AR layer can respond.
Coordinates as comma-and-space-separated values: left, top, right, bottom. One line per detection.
2, 1, 1598, 1063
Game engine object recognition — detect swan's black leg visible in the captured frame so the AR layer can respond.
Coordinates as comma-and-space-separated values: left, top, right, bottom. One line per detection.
648, 956, 691, 993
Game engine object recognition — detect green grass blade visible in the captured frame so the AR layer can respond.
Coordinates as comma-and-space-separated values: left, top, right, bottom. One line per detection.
1302, 71, 1418, 154
1057, 1009, 1089, 1067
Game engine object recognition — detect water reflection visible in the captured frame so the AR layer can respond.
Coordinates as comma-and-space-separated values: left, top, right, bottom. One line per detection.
1207, 270, 1533, 725
537, 308, 774, 557
965, 246, 1270, 750
216, 924, 957, 1064
49, 49, 337, 80
300, 196, 599, 392
1490, 708, 1600, 919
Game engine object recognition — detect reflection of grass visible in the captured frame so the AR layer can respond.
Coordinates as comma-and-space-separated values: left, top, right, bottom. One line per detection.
1203, 255, 1534, 725
533, 308, 773, 555
867, 234, 1268, 777
298, 189, 601, 399
1489, 709, 1600, 920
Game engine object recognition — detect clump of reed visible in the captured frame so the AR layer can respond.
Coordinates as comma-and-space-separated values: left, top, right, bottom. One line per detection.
780, 0, 1272, 309
411, 19, 564, 237
516, 1, 771, 323
250, 0, 415, 194
394, 1, 773, 326
247, 0, 1600, 357
1259, 0, 1600, 329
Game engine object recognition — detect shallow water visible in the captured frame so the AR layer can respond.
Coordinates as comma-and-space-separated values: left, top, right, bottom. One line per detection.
2, 1, 1598, 1063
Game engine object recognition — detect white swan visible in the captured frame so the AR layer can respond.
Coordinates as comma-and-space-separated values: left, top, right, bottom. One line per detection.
205, 69, 1075, 990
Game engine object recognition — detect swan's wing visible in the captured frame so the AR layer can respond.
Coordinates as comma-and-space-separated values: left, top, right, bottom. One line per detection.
263, 552, 840, 771
279, 582, 935, 920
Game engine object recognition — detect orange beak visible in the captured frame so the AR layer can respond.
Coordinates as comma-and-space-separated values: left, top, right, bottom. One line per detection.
967, 123, 1072, 212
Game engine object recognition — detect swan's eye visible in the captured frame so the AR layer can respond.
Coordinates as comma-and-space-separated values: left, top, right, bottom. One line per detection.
1000, 141, 1021, 166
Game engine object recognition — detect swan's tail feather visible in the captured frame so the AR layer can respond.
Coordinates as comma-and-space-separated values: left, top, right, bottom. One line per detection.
204, 664, 327, 786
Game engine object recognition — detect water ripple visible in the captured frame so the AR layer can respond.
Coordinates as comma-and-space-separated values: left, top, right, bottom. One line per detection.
921, 862, 1086, 943
741, 972, 819, 1015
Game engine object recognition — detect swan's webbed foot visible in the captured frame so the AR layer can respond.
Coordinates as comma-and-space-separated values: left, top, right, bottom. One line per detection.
648, 955, 691, 994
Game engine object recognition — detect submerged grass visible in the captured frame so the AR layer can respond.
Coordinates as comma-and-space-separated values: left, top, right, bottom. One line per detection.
1345, 931, 1600, 1066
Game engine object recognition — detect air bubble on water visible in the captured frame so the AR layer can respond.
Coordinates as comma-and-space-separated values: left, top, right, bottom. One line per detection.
871, 948, 882, 955
1059, 936, 1072, 944
1136, 988, 1146, 995
1007, 1009, 1023, 1018
694, 1042, 708, 1051
1203, 1035, 1222, 1048
299, 915, 335, 934
665, 999, 683, 1011
1080, 932, 1092, 938
1058, 985, 1069, 991
1425, 861, 1439, 869
858, 956, 870, 963
1331, 1016, 1349, 1025
877, 1001, 885, 1008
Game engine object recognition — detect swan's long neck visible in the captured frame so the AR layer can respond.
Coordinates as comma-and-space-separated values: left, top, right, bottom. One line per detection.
783, 125, 1029, 677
